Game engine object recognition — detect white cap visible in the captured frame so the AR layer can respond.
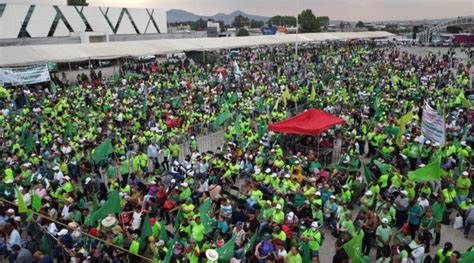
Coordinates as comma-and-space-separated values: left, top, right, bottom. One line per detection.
287, 212, 294, 220
171, 179, 176, 183
294, 160, 300, 164
400, 190, 408, 195
53, 166, 59, 170
425, 140, 431, 145
254, 168, 261, 174
181, 182, 188, 187
381, 218, 389, 224
460, 141, 467, 146
265, 168, 271, 173
85, 178, 91, 184
275, 204, 282, 209
311, 221, 319, 229
365, 190, 373, 196
330, 195, 336, 199
284, 174, 290, 178
315, 191, 321, 196
6, 208, 15, 214
271, 173, 277, 178
64, 176, 70, 181
463, 171, 469, 176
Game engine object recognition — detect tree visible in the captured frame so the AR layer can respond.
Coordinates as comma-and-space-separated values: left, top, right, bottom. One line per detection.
298, 9, 321, 33
233, 15, 250, 28
267, 15, 297, 27
236, 28, 250, 37
356, 21, 365, 28
249, 19, 264, 29
339, 20, 345, 31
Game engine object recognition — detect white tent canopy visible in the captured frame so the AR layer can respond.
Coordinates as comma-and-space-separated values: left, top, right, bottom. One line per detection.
0, 31, 394, 67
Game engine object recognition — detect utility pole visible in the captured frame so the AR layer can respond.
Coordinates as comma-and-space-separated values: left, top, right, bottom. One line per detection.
295, 0, 299, 59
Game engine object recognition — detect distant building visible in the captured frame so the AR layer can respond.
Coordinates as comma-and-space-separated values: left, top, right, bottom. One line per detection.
207, 21, 220, 38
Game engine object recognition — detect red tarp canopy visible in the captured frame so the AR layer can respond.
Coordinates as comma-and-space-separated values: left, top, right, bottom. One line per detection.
268, 108, 345, 135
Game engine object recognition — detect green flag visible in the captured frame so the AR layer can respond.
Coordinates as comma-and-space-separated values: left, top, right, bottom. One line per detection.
457, 154, 465, 177
64, 122, 76, 138
300, 242, 312, 263
244, 230, 258, 255
459, 251, 474, 263
120, 160, 130, 175
396, 110, 413, 145
373, 160, 390, 174
15, 186, 28, 213
217, 235, 235, 262
139, 215, 153, 248
273, 97, 280, 111
431, 201, 445, 223
92, 138, 114, 164
159, 221, 167, 241
87, 190, 122, 225
40, 234, 51, 254
32, 194, 41, 212
213, 110, 232, 129
408, 158, 441, 182
112, 73, 120, 84
227, 92, 238, 104
257, 97, 264, 113
309, 85, 316, 101
364, 164, 375, 182
343, 230, 365, 263
234, 113, 242, 136
25, 133, 35, 154
50, 81, 57, 93
198, 199, 212, 233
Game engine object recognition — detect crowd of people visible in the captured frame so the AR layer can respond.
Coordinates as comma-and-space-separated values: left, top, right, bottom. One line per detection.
0, 41, 473, 263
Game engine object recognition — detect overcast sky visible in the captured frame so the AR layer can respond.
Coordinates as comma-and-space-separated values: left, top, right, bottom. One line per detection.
3, 0, 473, 21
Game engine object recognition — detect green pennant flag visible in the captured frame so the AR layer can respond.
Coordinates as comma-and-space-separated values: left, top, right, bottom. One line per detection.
19, 125, 27, 145
139, 215, 154, 248
227, 92, 238, 104
159, 221, 167, 241
273, 97, 280, 111
32, 194, 41, 212
364, 164, 375, 182
244, 230, 258, 255
163, 239, 176, 263
15, 186, 28, 213
217, 235, 236, 262
309, 85, 316, 101
198, 199, 212, 233
300, 242, 312, 263
342, 230, 365, 263
234, 113, 242, 135
112, 73, 120, 84
257, 97, 264, 113
87, 190, 122, 225
459, 251, 474, 263
25, 133, 35, 155
40, 234, 51, 254
396, 110, 413, 145
373, 160, 390, 174
431, 201, 446, 223
92, 192, 98, 211
50, 81, 57, 94
213, 110, 232, 129
408, 158, 441, 182
64, 122, 76, 138
92, 138, 114, 164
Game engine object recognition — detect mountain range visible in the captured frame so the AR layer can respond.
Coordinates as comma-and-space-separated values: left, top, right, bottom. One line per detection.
167, 9, 269, 24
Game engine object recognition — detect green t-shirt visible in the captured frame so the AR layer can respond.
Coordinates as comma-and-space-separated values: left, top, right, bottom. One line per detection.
303, 229, 322, 251
287, 252, 303, 263
191, 221, 205, 242
457, 177, 471, 196
376, 225, 391, 247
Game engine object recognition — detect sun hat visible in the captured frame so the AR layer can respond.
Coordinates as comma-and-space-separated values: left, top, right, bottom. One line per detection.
101, 215, 117, 228
206, 249, 219, 261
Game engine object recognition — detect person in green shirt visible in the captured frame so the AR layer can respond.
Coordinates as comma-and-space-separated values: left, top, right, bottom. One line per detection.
301, 221, 323, 260
286, 245, 303, 263
456, 171, 471, 202
191, 216, 205, 243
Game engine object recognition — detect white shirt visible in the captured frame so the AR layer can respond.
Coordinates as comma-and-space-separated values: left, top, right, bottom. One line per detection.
411, 245, 425, 263
61, 205, 71, 220
417, 197, 430, 209
53, 171, 64, 184
7, 229, 21, 250
147, 144, 159, 159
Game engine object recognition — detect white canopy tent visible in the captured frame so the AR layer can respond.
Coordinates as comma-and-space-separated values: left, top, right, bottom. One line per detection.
0, 31, 394, 67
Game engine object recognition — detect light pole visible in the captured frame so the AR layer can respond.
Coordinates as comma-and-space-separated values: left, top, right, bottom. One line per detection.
295, 0, 299, 58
